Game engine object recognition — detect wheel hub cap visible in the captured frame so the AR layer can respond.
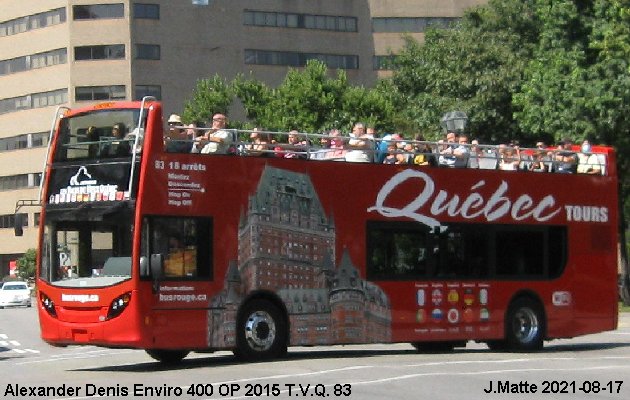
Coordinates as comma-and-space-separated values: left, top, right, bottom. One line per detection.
513, 308, 539, 343
245, 310, 276, 351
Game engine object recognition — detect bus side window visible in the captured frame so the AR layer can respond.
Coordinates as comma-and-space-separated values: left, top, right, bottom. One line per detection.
143, 216, 213, 280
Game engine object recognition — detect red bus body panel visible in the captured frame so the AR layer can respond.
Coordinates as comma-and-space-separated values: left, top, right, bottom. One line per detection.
37, 101, 619, 351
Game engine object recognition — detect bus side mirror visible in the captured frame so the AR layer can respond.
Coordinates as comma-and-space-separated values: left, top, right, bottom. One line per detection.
149, 254, 164, 293
14, 214, 24, 237
139, 256, 149, 277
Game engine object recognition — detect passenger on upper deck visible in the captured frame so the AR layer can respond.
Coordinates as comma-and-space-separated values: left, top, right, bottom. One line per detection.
577, 139, 604, 175
467, 139, 483, 168
165, 114, 192, 153
329, 128, 344, 150
100, 122, 131, 157
283, 130, 308, 159
553, 138, 578, 173
528, 149, 549, 172
246, 128, 271, 157
499, 144, 520, 171
438, 131, 468, 168
412, 135, 437, 166
193, 113, 234, 154
344, 122, 374, 163
382, 143, 399, 164
86, 126, 99, 158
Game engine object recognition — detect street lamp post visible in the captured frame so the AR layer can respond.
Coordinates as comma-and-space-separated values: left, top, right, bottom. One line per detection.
441, 111, 468, 134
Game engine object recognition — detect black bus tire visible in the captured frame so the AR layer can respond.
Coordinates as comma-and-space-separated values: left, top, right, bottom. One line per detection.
412, 341, 464, 353
145, 349, 189, 364
505, 297, 545, 351
235, 299, 287, 361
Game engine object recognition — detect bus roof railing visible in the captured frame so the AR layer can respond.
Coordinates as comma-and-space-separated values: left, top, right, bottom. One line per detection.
40, 106, 70, 202
128, 96, 156, 196
165, 127, 611, 176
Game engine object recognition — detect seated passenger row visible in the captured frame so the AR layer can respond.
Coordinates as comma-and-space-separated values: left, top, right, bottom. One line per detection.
162, 115, 607, 175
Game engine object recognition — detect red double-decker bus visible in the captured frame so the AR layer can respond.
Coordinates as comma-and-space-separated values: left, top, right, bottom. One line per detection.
34, 99, 619, 363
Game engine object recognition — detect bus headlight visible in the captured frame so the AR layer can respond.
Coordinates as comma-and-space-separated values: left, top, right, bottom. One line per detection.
107, 292, 131, 320
40, 292, 57, 318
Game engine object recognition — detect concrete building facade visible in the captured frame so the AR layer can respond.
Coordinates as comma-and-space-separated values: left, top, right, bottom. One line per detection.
0, 0, 486, 276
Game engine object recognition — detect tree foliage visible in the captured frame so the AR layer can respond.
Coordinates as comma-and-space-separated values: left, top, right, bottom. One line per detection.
182, 75, 233, 124
390, 0, 540, 141
186, 60, 395, 134
16, 248, 36, 281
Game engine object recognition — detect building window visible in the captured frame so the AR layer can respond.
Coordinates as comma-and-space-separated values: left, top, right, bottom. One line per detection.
0, 89, 68, 115
75, 85, 126, 101
31, 132, 49, 148
0, 174, 40, 192
0, 134, 27, 151
134, 85, 161, 100
0, 49, 67, 76
0, 8, 66, 37
0, 213, 28, 229
372, 17, 458, 33
133, 3, 159, 19
245, 49, 358, 69
73, 4, 124, 20
74, 44, 125, 61
0, 132, 49, 152
373, 55, 398, 70
32, 90, 68, 108
30, 48, 68, 69
244, 10, 357, 32
135, 44, 160, 60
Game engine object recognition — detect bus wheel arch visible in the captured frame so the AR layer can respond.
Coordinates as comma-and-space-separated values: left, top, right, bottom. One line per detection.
235, 292, 289, 361
503, 292, 546, 351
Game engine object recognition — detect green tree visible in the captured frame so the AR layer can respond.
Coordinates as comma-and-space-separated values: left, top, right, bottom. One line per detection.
389, 0, 540, 141
196, 60, 395, 134
182, 74, 233, 124
16, 248, 36, 281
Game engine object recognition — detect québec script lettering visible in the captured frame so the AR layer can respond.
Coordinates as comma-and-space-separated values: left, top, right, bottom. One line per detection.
367, 170, 562, 229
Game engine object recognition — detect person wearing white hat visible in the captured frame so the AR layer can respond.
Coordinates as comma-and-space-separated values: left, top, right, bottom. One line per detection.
165, 114, 191, 152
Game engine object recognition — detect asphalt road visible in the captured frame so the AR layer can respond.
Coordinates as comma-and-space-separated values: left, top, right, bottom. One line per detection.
1, 306, 629, 400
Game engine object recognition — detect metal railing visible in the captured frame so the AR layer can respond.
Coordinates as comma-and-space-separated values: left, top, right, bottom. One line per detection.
164, 128, 609, 176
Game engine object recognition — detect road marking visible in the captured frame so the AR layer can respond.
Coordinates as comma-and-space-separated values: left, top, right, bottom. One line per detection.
16, 349, 136, 365
0, 333, 39, 355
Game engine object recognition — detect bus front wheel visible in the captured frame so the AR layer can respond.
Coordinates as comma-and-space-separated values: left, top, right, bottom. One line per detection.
504, 297, 545, 351
145, 349, 189, 364
235, 299, 287, 361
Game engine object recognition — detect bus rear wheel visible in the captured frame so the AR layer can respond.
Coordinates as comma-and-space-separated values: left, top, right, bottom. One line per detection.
235, 299, 287, 361
145, 349, 189, 364
504, 298, 545, 351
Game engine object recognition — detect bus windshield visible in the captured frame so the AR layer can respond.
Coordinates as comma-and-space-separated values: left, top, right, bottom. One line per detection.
54, 108, 142, 162
39, 219, 133, 288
